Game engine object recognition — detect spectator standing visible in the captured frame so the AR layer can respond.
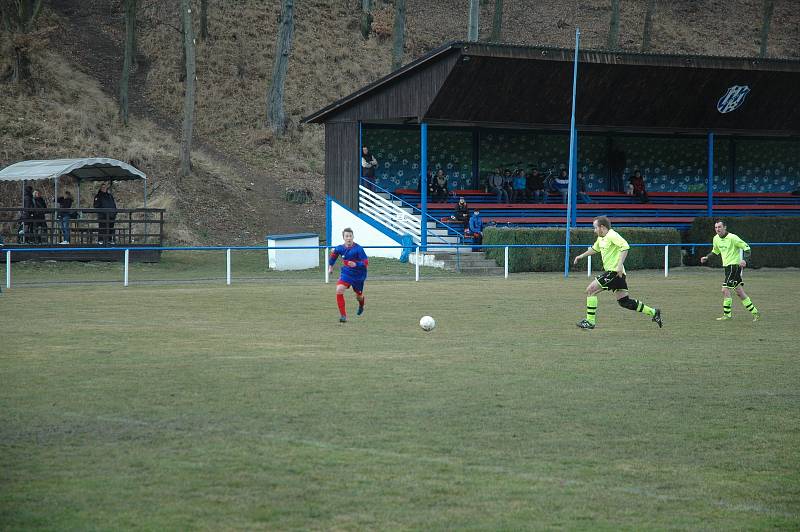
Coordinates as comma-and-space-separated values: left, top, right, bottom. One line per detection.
627, 170, 649, 203
527, 169, 545, 203
361, 146, 379, 188
57, 190, 76, 244
31, 190, 48, 244
93, 183, 117, 244
512, 169, 528, 202
18, 185, 34, 243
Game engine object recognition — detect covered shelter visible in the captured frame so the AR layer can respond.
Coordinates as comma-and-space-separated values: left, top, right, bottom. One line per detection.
0, 158, 163, 260
0, 157, 149, 208
305, 41, 800, 247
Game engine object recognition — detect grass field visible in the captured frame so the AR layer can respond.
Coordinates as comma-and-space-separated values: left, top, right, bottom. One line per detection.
1, 264, 798, 529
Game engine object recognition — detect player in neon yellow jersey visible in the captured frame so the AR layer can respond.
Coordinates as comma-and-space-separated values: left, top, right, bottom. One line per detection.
573, 216, 662, 330
700, 220, 760, 321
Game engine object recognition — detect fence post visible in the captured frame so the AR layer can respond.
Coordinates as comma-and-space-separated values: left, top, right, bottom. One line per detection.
664, 245, 669, 278
124, 249, 129, 287
504, 246, 509, 278
587, 254, 592, 276
324, 247, 329, 283
226, 248, 232, 285
415, 246, 420, 282
5, 250, 10, 288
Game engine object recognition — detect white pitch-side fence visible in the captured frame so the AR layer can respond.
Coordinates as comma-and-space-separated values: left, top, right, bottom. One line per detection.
2, 243, 795, 289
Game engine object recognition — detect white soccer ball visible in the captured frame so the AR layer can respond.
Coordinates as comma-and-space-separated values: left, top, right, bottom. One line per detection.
419, 315, 436, 331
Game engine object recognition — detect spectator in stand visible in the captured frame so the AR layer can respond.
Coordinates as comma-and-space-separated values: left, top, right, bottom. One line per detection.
502, 169, 515, 203
468, 209, 484, 251
94, 182, 117, 244
451, 196, 469, 223
488, 168, 508, 203
31, 189, 48, 244
576, 171, 594, 204
527, 168, 545, 203
18, 185, 34, 243
554, 169, 570, 204
627, 170, 649, 203
432, 169, 448, 202
57, 190, 76, 244
512, 169, 528, 202
361, 146, 379, 189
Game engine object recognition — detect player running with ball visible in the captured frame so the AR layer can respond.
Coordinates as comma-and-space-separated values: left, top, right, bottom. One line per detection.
573, 216, 663, 330
328, 228, 368, 323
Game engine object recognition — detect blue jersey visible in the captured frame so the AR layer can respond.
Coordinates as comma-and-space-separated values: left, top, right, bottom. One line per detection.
329, 243, 368, 283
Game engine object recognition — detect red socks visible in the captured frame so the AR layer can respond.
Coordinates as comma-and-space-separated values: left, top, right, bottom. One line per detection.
336, 293, 346, 316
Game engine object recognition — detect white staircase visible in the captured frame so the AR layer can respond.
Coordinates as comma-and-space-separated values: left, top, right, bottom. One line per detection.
358, 186, 461, 252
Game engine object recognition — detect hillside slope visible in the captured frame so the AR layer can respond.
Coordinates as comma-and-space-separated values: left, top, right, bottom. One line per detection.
1, 0, 797, 244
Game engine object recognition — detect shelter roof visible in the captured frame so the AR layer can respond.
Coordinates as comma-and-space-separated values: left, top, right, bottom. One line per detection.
304, 41, 800, 136
0, 158, 147, 182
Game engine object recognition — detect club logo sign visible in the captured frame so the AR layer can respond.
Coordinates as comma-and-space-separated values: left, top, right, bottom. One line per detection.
717, 85, 751, 113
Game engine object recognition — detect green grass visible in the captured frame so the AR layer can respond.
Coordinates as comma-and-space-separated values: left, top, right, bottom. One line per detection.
1, 267, 799, 529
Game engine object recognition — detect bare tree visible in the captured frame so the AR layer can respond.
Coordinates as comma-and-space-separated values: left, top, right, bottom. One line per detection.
489, 0, 503, 42
360, 0, 372, 40
641, 0, 656, 52
199, 0, 208, 41
391, 0, 405, 70
267, 0, 294, 136
179, 0, 196, 178
0, 0, 44, 82
607, 0, 620, 50
120, 0, 137, 125
467, 0, 479, 41
759, 0, 774, 58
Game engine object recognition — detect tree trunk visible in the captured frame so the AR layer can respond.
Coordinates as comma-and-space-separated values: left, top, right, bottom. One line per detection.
120, 0, 137, 125
267, 0, 294, 136
489, 0, 503, 42
391, 0, 406, 71
199, 0, 208, 41
360, 0, 372, 39
180, 0, 196, 178
641, 0, 656, 52
3, 0, 43, 83
467, 0, 479, 41
759, 0, 774, 58
607, 0, 620, 50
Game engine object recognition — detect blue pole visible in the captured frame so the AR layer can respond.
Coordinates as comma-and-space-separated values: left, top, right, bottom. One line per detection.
707, 131, 714, 217
564, 27, 581, 278
421, 122, 428, 251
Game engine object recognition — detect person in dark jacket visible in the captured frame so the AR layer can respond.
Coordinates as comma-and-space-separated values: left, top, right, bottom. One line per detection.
31, 190, 48, 244
93, 183, 117, 244
451, 196, 469, 223
57, 190, 76, 244
18, 185, 34, 243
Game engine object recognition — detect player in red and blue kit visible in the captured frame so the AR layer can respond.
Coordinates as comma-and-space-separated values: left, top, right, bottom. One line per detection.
328, 227, 368, 322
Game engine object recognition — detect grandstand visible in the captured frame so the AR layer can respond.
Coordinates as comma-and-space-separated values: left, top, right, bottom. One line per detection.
305, 41, 800, 256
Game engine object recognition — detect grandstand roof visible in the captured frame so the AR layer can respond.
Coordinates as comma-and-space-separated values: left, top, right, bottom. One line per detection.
305, 41, 800, 137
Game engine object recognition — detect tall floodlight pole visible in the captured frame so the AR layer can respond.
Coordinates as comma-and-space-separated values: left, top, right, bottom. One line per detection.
564, 27, 581, 277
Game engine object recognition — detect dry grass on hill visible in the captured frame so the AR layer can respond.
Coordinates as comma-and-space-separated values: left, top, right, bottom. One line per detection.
1, 1, 798, 245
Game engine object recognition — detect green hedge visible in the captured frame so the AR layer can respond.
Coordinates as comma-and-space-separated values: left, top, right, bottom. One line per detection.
483, 226, 682, 272
685, 217, 800, 268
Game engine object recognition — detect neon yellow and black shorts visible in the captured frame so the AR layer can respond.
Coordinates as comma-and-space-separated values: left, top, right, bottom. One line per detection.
722, 264, 744, 288
596, 271, 628, 292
